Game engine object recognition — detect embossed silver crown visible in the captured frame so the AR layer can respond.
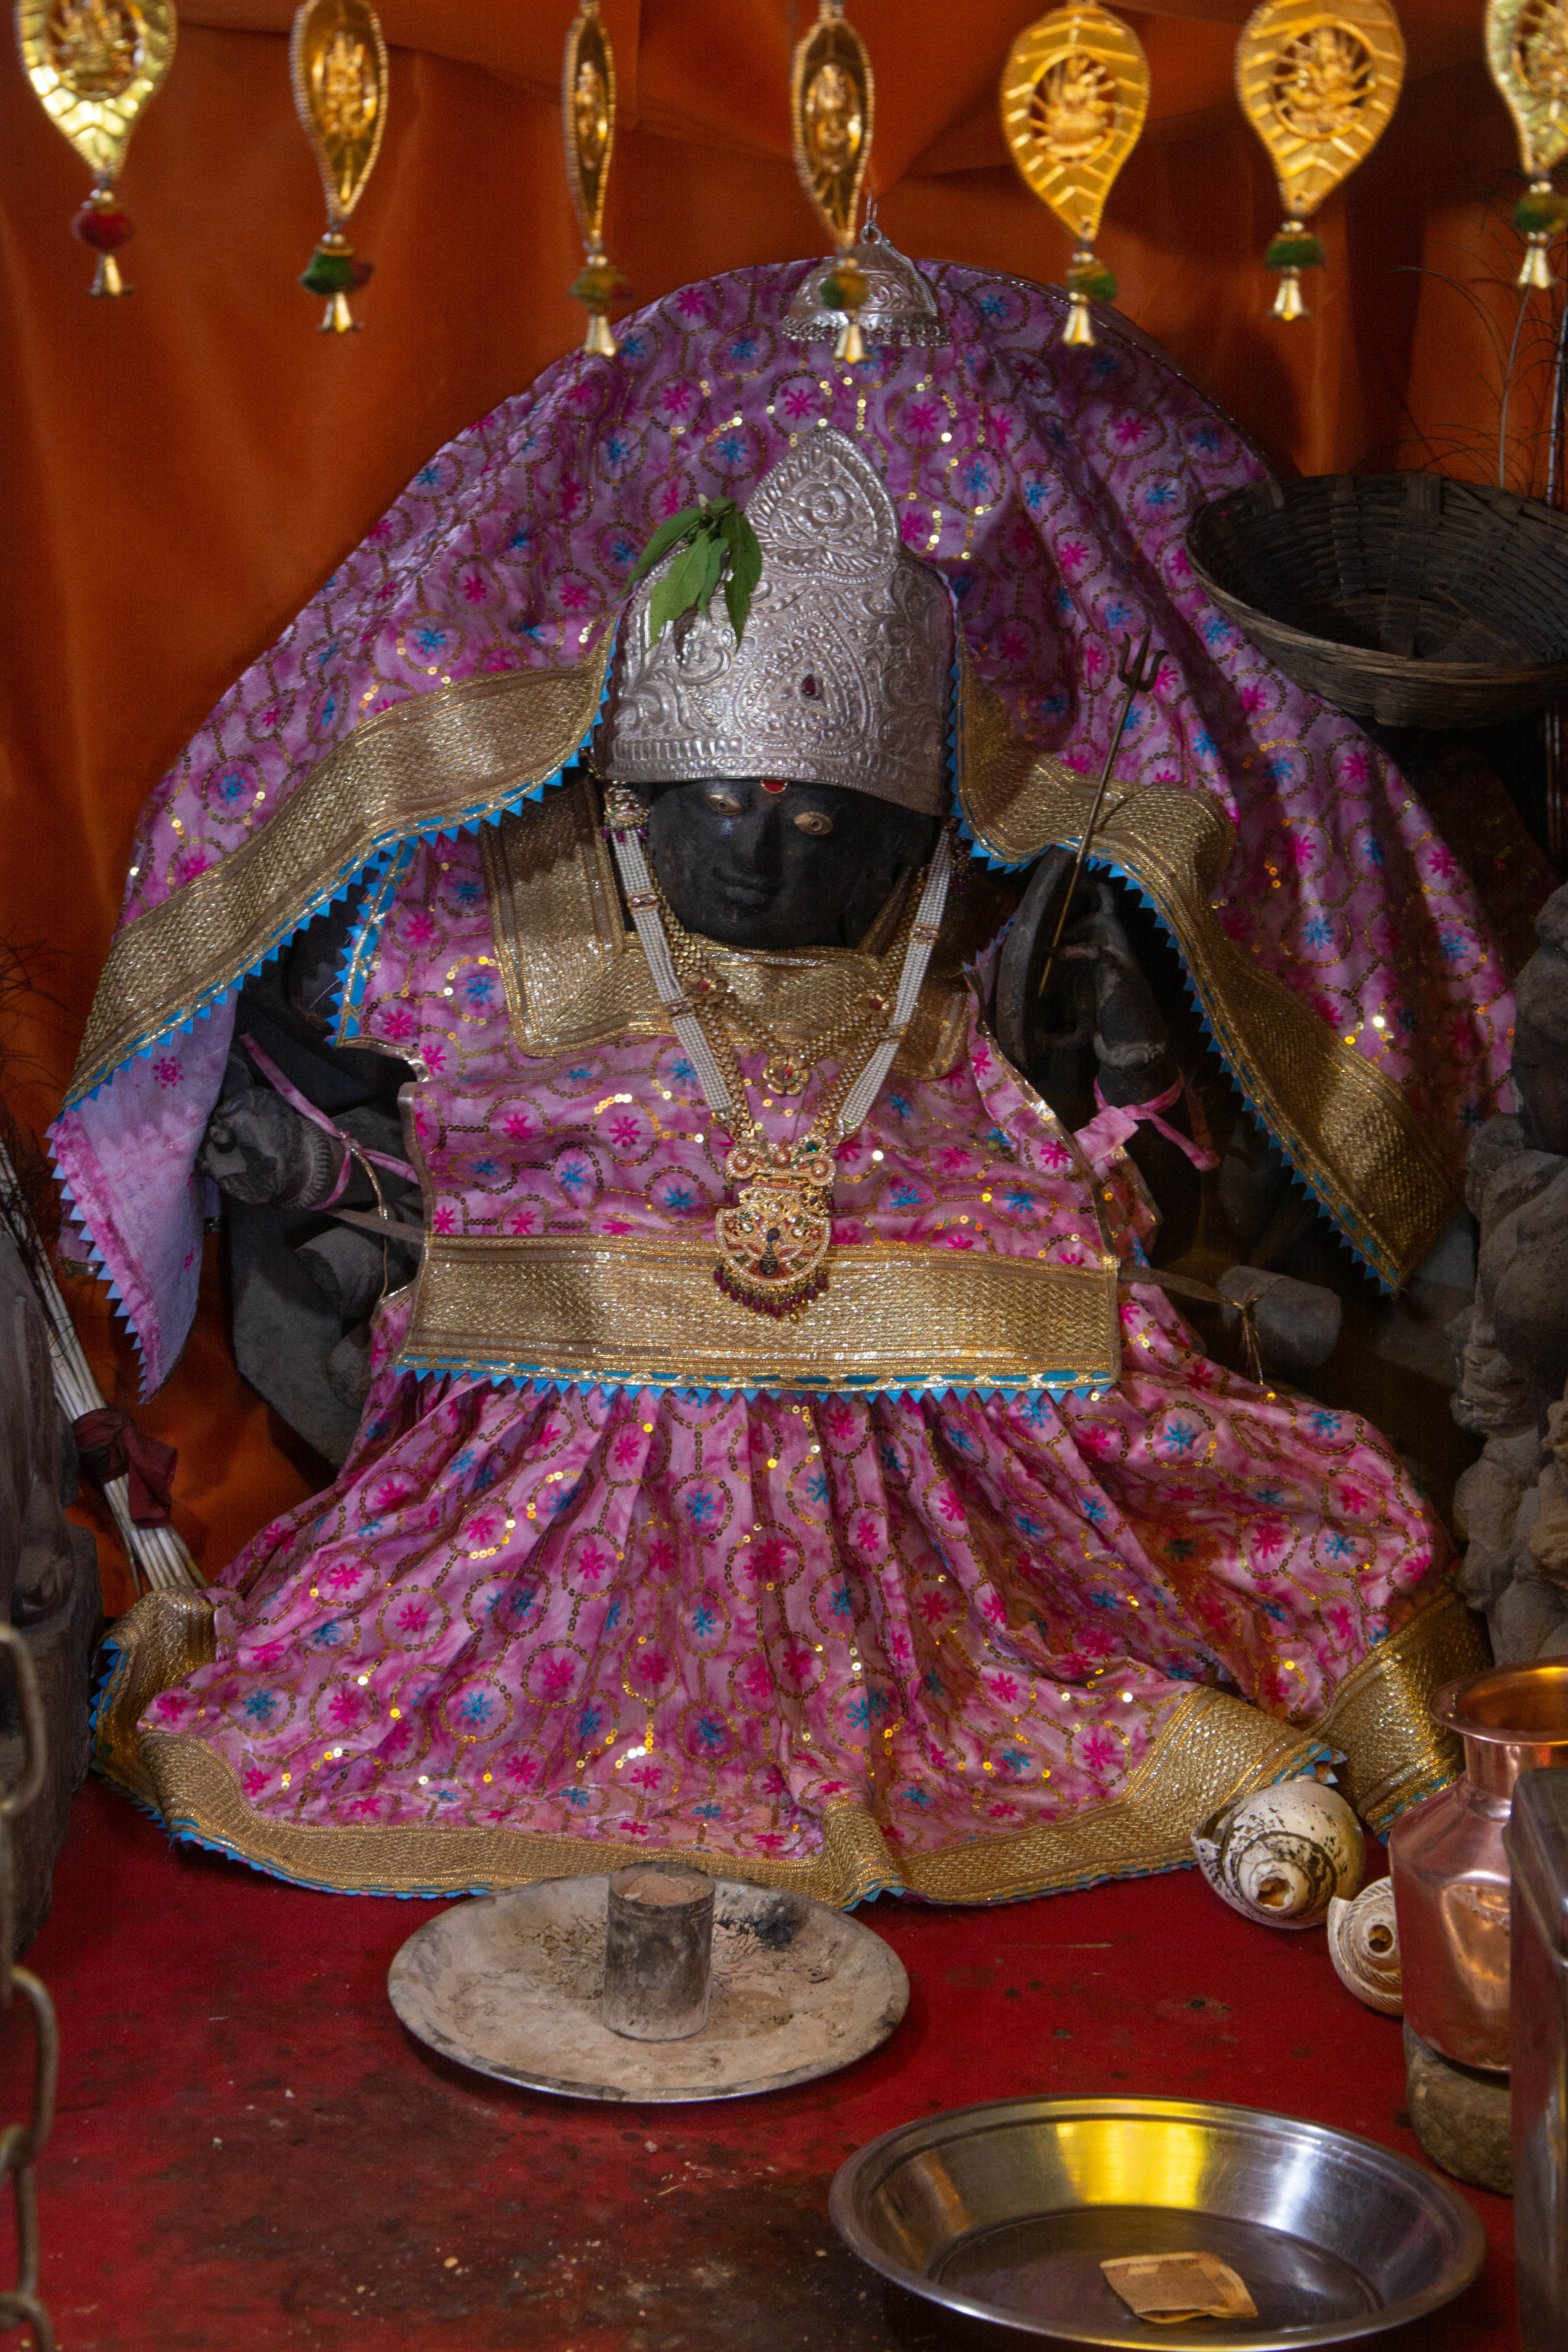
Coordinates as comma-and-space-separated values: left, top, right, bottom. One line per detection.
595, 428, 953, 817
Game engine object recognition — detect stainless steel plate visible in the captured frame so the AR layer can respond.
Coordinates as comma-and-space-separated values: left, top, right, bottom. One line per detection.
388, 1873, 908, 2103
830, 2095, 1487, 2347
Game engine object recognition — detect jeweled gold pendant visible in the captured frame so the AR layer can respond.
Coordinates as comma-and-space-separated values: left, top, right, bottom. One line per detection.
290, 0, 388, 332
999, 4, 1150, 346
1236, 0, 1405, 318
17, 0, 176, 294
714, 1140, 835, 1318
1487, 0, 1568, 287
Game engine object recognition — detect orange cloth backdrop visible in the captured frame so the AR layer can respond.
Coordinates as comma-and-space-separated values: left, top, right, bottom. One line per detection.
0, 1, 1534, 1607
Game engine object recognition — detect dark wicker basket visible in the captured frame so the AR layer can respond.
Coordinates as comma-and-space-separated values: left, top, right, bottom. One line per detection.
1185, 472, 1568, 728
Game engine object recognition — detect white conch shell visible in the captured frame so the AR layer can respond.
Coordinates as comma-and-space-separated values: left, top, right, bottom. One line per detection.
1191, 1778, 1365, 1929
1326, 1879, 1401, 2014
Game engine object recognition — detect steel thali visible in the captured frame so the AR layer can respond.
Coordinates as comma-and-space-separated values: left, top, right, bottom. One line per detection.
830, 2095, 1486, 2347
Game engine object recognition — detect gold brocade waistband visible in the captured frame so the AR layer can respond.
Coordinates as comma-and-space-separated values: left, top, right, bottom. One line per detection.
397, 1232, 1122, 1396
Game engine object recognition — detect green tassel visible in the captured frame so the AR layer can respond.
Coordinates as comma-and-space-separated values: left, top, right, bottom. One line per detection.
299, 247, 357, 296
1265, 232, 1325, 273
1515, 190, 1568, 237
570, 256, 630, 310
1066, 258, 1118, 304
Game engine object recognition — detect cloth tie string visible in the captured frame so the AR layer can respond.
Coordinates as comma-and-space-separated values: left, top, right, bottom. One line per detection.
73, 1406, 176, 1527
239, 1034, 416, 1207
1074, 1074, 1219, 1178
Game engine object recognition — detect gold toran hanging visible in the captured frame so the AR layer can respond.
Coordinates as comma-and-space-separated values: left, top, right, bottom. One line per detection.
1486, 0, 1568, 289
1000, 6, 1149, 348
789, 2, 876, 361
290, 0, 387, 334
1236, 0, 1405, 321
563, 0, 628, 356
16, 0, 177, 296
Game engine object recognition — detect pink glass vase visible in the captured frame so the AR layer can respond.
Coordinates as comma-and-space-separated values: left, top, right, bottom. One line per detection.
1389, 1659, 1568, 2073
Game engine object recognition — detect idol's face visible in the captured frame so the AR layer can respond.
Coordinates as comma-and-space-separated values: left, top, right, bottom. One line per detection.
644, 777, 937, 950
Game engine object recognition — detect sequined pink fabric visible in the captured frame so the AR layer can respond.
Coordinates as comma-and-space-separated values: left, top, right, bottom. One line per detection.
53, 261, 1512, 1389
140, 836, 1445, 1887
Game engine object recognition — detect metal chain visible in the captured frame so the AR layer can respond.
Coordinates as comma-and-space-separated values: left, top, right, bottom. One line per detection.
0, 1629, 58, 2352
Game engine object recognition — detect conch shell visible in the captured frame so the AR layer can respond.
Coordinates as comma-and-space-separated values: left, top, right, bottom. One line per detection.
1192, 1778, 1364, 1929
1326, 1878, 1402, 2014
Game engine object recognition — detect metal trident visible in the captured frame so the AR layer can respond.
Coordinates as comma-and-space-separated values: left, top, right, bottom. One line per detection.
1036, 625, 1165, 1001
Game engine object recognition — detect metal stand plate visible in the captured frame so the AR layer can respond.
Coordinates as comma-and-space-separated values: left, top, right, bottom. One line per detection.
388, 1873, 908, 2103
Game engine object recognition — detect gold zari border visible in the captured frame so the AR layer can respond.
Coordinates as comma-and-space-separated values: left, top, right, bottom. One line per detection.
1315, 1587, 1485, 1833
397, 1230, 1122, 1396
955, 660, 1461, 1289
67, 657, 612, 1105
94, 1592, 1475, 1904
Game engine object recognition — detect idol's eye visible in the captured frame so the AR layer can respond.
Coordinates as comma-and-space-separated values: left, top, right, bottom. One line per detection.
792, 810, 834, 838
702, 787, 746, 816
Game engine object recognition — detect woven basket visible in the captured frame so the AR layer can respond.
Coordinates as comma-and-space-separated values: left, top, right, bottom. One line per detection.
1185, 472, 1568, 729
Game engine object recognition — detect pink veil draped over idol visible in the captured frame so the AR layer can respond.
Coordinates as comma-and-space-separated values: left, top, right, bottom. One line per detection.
51, 261, 1515, 1395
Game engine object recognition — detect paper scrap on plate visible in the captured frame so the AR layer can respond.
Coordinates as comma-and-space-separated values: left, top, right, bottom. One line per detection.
1100, 2251, 1258, 2323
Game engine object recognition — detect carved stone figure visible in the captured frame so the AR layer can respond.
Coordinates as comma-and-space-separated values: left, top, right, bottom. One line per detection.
1451, 886, 1568, 1659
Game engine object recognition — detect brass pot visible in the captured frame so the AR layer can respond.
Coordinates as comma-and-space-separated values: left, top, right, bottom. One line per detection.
1389, 1659, 1568, 2074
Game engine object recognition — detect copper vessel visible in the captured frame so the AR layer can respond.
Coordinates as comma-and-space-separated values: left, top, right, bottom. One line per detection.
1389, 1658, 1568, 2073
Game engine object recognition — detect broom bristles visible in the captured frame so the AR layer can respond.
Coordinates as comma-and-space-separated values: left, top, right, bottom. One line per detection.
0, 1134, 200, 1598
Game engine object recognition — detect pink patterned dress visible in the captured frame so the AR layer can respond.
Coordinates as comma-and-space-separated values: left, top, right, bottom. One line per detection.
138, 834, 1445, 1889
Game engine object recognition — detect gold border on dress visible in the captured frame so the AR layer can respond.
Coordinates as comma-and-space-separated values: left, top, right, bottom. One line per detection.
93, 1590, 1478, 1905
398, 1230, 1122, 1397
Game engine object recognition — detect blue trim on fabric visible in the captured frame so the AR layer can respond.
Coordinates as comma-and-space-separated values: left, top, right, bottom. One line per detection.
391, 1359, 1101, 1405
333, 839, 417, 1043
88, 1628, 167, 1825
51, 1161, 154, 1382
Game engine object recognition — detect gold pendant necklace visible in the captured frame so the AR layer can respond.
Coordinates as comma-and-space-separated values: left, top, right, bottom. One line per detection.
603, 786, 954, 1318
714, 1135, 836, 1316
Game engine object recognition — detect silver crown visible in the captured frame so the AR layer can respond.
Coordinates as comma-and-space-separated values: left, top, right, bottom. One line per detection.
595, 428, 953, 817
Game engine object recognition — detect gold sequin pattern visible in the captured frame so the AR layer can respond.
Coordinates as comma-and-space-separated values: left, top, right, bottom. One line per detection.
399, 1230, 1122, 1396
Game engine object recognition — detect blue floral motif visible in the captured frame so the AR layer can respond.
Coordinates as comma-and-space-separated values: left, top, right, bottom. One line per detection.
312, 1621, 344, 1648
1308, 1409, 1342, 1437
575, 1702, 605, 1738
693, 1801, 724, 1820
1301, 916, 1336, 949
1014, 1511, 1045, 1538
684, 1490, 719, 1528
1162, 1417, 1200, 1454
827, 1581, 853, 1620
453, 878, 481, 905
693, 1715, 726, 1751
243, 1690, 278, 1723
457, 1691, 494, 1728
690, 1600, 718, 1638
413, 625, 450, 656
1200, 616, 1230, 648
603, 1598, 624, 1633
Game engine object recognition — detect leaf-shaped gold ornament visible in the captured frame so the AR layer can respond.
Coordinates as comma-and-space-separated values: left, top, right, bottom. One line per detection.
1236, 0, 1405, 318
16, 0, 176, 294
791, 4, 874, 256
290, 0, 388, 334
1486, 0, 1568, 289
563, 1, 628, 356
1000, 6, 1150, 347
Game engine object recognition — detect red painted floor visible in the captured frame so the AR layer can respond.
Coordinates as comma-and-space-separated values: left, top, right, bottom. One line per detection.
13, 1780, 1514, 2350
